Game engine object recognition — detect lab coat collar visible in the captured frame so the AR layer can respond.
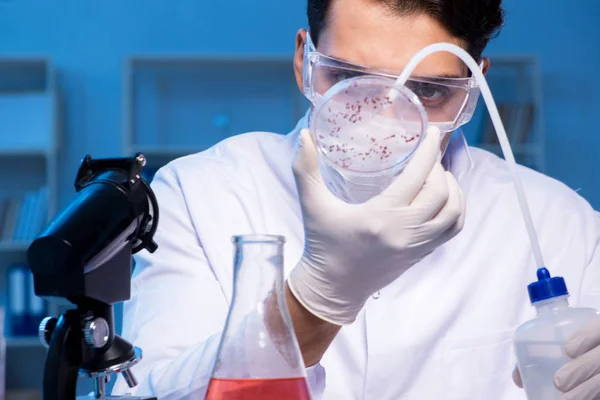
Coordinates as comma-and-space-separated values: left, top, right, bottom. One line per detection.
289, 109, 475, 182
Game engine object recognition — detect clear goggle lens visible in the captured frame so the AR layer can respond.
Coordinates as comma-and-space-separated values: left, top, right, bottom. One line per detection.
311, 63, 474, 131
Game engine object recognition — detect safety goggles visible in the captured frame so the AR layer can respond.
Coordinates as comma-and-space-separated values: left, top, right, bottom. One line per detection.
302, 32, 482, 132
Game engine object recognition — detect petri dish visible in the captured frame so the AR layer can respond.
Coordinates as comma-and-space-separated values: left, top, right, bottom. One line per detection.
310, 75, 428, 177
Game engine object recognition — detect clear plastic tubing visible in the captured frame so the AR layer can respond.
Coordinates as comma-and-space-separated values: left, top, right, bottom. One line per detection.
392, 43, 545, 270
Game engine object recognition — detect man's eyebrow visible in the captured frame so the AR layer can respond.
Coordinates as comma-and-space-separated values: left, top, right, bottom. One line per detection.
327, 54, 468, 79
326, 53, 363, 66
329, 54, 355, 64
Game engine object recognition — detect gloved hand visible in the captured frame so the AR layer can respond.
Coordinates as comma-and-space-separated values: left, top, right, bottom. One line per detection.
513, 315, 600, 399
287, 126, 465, 326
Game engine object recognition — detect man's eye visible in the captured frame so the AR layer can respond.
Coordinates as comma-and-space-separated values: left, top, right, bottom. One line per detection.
408, 82, 450, 107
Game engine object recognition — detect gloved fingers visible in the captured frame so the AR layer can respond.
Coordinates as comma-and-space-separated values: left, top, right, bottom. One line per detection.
374, 126, 441, 207
438, 172, 465, 236
414, 170, 465, 240
423, 196, 465, 252
555, 344, 600, 393
513, 365, 524, 388
292, 129, 333, 202
566, 315, 600, 358
558, 371, 600, 400
404, 163, 449, 223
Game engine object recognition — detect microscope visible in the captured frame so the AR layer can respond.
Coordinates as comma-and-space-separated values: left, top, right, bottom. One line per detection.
27, 153, 160, 400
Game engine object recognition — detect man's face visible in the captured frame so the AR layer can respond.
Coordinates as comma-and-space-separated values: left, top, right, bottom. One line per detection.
294, 0, 472, 91
293, 0, 489, 152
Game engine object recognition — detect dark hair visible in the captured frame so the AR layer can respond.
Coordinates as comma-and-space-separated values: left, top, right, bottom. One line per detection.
307, 0, 504, 59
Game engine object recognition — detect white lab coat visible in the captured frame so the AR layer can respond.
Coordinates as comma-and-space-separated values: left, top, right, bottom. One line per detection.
112, 114, 600, 400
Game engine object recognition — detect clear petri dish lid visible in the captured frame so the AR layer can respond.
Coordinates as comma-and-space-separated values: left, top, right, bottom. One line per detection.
310, 75, 428, 175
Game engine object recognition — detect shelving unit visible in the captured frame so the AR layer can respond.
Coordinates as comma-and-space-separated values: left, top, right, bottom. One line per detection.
0, 58, 61, 393
6, 336, 42, 348
470, 55, 545, 171
0, 242, 30, 253
122, 54, 308, 177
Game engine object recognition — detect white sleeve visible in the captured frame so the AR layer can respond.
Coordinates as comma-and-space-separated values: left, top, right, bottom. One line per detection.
579, 211, 600, 308
111, 166, 327, 399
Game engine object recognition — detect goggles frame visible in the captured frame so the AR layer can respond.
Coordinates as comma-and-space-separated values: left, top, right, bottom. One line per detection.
302, 31, 483, 131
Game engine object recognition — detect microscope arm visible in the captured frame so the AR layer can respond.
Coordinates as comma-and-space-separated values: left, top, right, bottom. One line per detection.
44, 311, 82, 400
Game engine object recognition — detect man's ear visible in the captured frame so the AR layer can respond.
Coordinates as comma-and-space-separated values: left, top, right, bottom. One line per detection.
481, 57, 491, 75
293, 29, 307, 93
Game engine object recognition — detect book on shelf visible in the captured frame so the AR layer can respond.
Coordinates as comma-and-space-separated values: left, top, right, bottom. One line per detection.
6, 264, 47, 338
0, 186, 48, 244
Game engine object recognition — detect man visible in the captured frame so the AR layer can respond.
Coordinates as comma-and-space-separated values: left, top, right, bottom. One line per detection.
113, 0, 600, 399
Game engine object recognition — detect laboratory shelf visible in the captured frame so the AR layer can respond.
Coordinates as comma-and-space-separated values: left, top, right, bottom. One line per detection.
0, 241, 30, 253
6, 336, 44, 348
0, 149, 50, 158
471, 55, 545, 172
0, 58, 61, 393
121, 54, 308, 171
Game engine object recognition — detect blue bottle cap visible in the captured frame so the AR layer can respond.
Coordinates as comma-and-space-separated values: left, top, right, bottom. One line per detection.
528, 267, 568, 303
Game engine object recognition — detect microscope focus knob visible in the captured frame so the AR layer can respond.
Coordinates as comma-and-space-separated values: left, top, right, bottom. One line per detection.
38, 316, 58, 348
83, 318, 110, 349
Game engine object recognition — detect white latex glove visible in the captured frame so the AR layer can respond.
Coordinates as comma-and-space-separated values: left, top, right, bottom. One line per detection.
287, 126, 465, 325
513, 315, 600, 399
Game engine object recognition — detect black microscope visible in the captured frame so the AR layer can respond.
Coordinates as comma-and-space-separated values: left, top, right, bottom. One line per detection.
27, 153, 160, 400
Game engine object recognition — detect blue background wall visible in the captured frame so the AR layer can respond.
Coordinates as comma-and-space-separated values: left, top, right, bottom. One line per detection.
482, 0, 600, 203
0, 0, 307, 209
0, 0, 598, 394
1, 0, 598, 208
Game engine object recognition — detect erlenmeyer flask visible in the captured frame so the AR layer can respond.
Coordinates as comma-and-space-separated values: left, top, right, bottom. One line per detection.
206, 235, 312, 400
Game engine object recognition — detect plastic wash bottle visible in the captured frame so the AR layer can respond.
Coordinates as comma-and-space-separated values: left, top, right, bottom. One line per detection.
514, 267, 598, 400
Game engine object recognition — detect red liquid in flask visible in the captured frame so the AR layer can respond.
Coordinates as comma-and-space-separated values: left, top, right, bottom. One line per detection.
205, 377, 311, 400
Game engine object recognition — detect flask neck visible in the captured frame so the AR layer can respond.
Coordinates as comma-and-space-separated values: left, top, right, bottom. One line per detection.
533, 295, 570, 315
232, 236, 285, 302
